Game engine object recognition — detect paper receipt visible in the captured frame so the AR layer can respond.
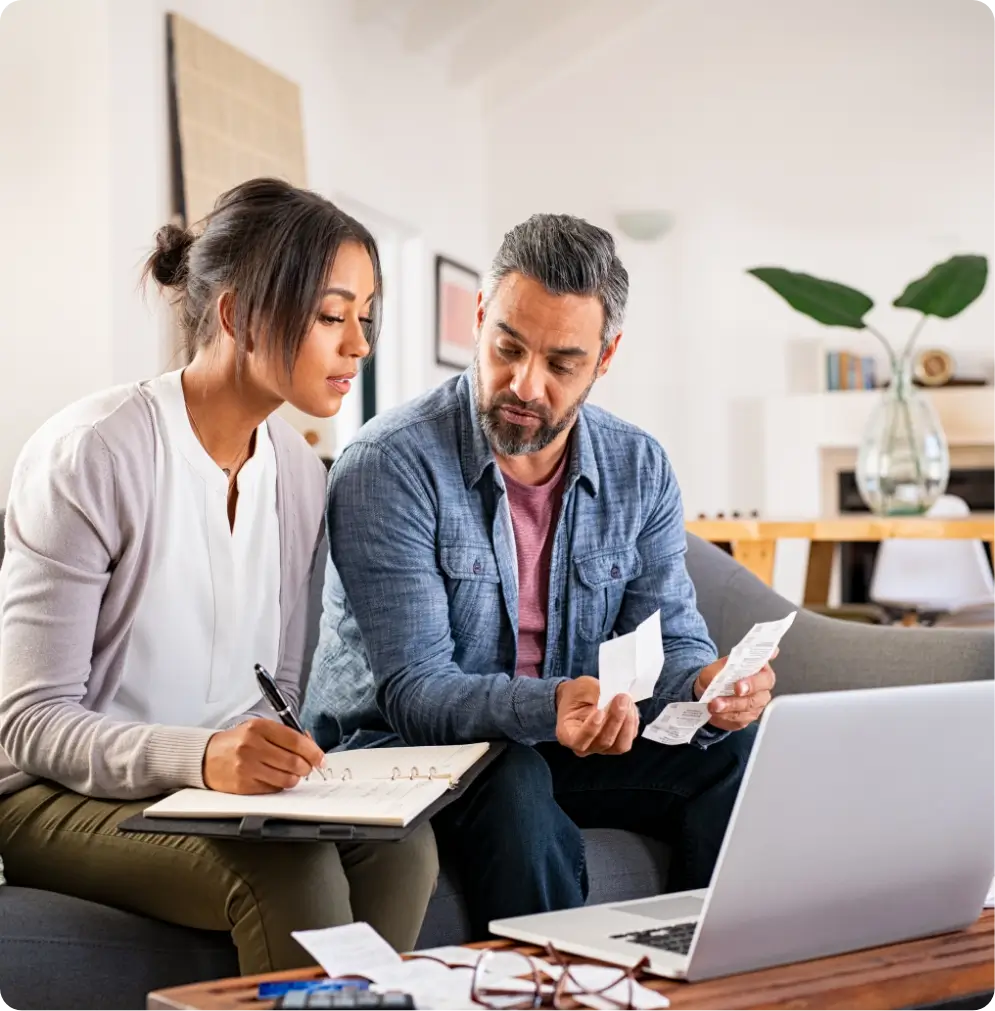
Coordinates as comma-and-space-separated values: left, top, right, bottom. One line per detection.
642, 611, 796, 746
597, 609, 664, 710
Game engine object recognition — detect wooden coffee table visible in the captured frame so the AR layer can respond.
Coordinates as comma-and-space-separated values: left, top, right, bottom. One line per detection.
147, 911, 994, 1010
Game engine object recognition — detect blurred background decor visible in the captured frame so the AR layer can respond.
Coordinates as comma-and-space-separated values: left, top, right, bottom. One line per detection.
1, 0, 991, 607
748, 255, 989, 515
435, 254, 479, 370
167, 13, 306, 228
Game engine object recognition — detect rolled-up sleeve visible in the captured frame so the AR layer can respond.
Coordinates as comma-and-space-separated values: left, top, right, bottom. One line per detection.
326, 441, 564, 746
0, 428, 214, 798
614, 453, 728, 748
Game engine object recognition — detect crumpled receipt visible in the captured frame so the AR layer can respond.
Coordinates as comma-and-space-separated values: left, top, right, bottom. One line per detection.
642, 611, 796, 746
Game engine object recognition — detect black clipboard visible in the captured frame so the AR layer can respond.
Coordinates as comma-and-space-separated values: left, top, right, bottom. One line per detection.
117, 741, 505, 843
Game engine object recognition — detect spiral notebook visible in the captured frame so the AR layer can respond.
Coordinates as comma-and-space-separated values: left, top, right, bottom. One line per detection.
139, 743, 493, 832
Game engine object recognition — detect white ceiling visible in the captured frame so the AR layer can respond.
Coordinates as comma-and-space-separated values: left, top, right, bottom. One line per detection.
351, 0, 658, 107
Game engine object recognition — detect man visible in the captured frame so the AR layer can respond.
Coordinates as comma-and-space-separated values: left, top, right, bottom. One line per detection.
303, 214, 776, 939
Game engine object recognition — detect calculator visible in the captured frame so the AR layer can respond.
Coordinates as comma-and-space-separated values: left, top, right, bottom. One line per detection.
275, 988, 415, 1010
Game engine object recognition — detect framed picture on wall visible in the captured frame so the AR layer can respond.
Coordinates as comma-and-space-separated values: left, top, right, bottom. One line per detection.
435, 255, 480, 370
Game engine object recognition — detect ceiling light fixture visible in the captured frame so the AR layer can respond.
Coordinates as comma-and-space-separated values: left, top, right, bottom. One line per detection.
614, 210, 675, 242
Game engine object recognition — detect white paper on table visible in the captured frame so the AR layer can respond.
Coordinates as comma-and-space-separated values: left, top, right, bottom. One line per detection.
405, 945, 482, 968
375, 961, 555, 1010
450, 961, 672, 1010
409, 945, 554, 978
385, 952, 670, 1010
556, 963, 636, 991
985, 879, 994, 908
642, 611, 796, 746
291, 922, 401, 981
544, 963, 669, 1009
370, 960, 476, 1010
598, 609, 664, 710
574, 986, 667, 1011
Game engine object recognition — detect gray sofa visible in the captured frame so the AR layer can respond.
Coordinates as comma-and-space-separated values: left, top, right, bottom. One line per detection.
0, 526, 992, 1009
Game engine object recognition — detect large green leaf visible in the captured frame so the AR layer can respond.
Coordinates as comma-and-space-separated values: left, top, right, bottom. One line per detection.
893, 255, 988, 318
747, 268, 873, 329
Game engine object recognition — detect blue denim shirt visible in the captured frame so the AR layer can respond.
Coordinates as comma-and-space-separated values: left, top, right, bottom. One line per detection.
302, 371, 721, 751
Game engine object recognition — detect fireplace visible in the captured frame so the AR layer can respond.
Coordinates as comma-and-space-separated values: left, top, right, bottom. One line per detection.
837, 468, 995, 604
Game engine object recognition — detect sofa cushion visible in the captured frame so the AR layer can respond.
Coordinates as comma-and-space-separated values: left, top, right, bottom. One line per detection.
415, 828, 669, 949
0, 886, 238, 1010
584, 828, 669, 904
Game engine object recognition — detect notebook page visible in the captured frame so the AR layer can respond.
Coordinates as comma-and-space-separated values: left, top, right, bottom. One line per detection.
143, 776, 448, 827
318, 742, 490, 783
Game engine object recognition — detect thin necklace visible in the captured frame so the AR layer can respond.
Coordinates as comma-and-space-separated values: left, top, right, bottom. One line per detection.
184, 403, 252, 481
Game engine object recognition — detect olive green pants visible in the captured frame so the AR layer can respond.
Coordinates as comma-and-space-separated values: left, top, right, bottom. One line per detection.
0, 783, 438, 974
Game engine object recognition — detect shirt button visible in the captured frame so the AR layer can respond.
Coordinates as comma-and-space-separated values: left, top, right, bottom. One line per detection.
472, 559, 482, 575
610, 564, 621, 579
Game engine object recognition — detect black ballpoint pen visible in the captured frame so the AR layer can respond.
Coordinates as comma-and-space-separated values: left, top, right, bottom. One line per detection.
254, 663, 327, 780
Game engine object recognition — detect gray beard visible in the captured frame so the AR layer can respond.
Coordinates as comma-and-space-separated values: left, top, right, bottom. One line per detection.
473, 359, 596, 457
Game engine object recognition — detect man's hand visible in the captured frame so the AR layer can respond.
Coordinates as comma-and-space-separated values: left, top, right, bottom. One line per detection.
203, 718, 326, 794
555, 677, 639, 757
693, 648, 778, 732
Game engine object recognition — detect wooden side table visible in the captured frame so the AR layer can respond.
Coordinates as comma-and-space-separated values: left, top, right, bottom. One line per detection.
686, 515, 995, 607
147, 911, 994, 1010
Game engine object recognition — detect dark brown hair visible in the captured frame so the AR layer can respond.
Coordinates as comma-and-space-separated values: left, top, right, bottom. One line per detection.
145, 178, 382, 372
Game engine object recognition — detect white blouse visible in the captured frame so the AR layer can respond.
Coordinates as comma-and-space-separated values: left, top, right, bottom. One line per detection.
107, 369, 281, 729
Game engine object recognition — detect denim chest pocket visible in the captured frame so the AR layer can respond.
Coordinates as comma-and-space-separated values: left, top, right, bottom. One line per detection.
573, 547, 642, 643
439, 543, 502, 641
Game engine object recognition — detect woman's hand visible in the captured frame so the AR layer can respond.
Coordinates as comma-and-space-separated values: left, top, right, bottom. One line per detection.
202, 718, 326, 794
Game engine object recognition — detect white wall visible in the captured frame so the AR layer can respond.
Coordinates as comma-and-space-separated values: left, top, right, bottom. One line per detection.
4, 0, 991, 510
0, 0, 488, 496
483, 0, 994, 516
0, 0, 114, 500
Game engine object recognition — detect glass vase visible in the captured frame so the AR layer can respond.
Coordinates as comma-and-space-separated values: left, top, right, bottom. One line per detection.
856, 352, 949, 515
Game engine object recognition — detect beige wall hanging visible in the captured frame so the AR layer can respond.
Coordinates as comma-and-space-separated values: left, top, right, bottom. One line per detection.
165, 15, 331, 452
167, 12, 307, 227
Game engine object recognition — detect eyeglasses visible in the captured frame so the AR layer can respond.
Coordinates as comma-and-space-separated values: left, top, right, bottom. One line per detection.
406, 944, 652, 1010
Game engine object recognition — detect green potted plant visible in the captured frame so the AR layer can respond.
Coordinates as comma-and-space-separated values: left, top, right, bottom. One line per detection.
748, 255, 988, 515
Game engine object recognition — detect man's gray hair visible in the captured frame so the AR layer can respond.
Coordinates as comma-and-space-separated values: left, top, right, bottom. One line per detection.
482, 214, 629, 353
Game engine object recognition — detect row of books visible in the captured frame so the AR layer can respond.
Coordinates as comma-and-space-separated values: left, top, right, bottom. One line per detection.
826, 351, 877, 390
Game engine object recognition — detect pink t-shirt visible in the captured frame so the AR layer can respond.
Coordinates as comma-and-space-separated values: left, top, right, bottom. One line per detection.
502, 451, 569, 678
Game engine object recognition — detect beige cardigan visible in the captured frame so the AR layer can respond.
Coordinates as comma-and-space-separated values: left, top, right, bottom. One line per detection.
0, 382, 327, 799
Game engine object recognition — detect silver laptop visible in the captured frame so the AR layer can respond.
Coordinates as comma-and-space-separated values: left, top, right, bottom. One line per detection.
490, 680, 994, 980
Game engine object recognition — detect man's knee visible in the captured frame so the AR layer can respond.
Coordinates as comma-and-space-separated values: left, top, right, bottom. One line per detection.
723, 723, 758, 764
476, 743, 557, 818
703, 724, 757, 786
451, 743, 580, 858
446, 744, 586, 915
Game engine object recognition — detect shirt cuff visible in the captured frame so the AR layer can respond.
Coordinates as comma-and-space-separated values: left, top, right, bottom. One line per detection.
145, 726, 217, 790
678, 669, 729, 750
510, 676, 565, 744
220, 707, 276, 731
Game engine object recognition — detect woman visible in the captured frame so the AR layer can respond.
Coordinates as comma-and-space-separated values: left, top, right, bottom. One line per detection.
0, 179, 437, 973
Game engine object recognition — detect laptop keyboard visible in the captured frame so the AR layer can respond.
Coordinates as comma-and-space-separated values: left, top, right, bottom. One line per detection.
610, 920, 699, 955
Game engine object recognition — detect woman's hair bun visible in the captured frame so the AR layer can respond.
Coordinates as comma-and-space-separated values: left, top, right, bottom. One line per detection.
148, 223, 194, 288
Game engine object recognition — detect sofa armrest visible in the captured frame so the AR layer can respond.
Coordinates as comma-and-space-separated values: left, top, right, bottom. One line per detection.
686, 535, 994, 695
